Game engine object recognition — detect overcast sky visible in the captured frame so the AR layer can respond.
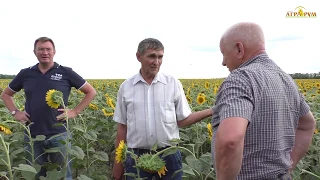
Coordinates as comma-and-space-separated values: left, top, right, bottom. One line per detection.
1, 0, 319, 79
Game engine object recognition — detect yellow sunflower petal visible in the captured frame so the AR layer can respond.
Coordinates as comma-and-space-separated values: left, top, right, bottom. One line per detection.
102, 109, 114, 117
197, 93, 206, 105
207, 123, 213, 140
45, 89, 61, 109
115, 140, 126, 163
157, 165, 168, 178
0, 125, 12, 135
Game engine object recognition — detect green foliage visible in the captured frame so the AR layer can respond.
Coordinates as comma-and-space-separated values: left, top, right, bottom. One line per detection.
0, 79, 319, 179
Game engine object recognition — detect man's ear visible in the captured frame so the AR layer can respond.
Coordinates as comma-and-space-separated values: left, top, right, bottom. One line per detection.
236, 42, 244, 59
136, 52, 141, 62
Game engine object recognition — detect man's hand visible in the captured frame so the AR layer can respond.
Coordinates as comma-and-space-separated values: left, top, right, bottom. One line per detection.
113, 162, 124, 180
56, 109, 78, 120
113, 123, 127, 180
14, 111, 30, 124
177, 108, 213, 128
290, 111, 315, 172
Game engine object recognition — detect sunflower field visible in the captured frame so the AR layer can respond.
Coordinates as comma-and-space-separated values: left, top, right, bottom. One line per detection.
0, 78, 319, 180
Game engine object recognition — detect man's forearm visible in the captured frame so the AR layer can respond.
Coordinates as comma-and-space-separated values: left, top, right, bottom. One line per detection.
1, 93, 17, 112
177, 108, 213, 127
113, 124, 127, 180
290, 128, 314, 169
215, 138, 244, 180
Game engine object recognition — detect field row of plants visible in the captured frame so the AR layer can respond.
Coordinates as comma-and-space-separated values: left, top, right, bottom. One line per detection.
0, 79, 319, 179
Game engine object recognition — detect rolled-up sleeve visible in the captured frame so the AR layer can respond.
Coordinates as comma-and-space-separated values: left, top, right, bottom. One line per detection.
174, 79, 192, 121
65, 67, 86, 89
8, 69, 25, 92
299, 93, 310, 117
212, 73, 253, 127
113, 84, 127, 125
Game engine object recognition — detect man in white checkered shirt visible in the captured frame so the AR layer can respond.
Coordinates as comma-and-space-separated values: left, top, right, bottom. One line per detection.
211, 22, 316, 180
112, 38, 213, 180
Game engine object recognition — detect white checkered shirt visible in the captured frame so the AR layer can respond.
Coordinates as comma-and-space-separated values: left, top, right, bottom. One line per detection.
113, 72, 192, 149
212, 54, 310, 179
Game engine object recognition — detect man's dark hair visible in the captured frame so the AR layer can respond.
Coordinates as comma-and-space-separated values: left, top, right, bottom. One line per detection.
34, 37, 55, 50
137, 38, 164, 55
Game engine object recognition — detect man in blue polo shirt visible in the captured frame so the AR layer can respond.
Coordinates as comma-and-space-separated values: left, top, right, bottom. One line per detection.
0, 37, 96, 180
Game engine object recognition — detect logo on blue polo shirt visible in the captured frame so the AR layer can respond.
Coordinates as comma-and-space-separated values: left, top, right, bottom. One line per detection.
51, 73, 63, 81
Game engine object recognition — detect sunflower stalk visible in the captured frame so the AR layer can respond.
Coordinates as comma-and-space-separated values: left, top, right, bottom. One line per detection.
59, 96, 71, 176
47, 90, 72, 176
127, 150, 141, 178
0, 134, 13, 180
86, 136, 90, 173
151, 145, 196, 161
204, 168, 215, 180
24, 125, 36, 166
2, 120, 36, 167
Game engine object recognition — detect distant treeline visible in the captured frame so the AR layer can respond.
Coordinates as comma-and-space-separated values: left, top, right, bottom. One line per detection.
289, 72, 320, 79
0, 73, 320, 79
0, 74, 15, 79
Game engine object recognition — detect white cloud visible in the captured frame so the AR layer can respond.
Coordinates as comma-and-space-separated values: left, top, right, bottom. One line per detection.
0, 0, 319, 79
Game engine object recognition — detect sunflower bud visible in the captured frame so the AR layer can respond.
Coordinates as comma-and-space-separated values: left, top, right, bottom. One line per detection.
136, 154, 167, 177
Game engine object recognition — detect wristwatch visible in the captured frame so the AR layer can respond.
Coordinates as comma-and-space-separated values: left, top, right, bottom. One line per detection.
11, 109, 19, 116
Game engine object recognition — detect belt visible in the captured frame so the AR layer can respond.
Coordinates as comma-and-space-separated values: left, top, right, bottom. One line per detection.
128, 146, 170, 155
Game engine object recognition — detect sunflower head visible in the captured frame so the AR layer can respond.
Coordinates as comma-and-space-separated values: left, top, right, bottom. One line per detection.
207, 123, 213, 140
89, 103, 99, 110
205, 81, 210, 89
0, 124, 12, 135
315, 129, 319, 134
197, 93, 206, 105
45, 89, 63, 109
213, 86, 218, 95
115, 140, 127, 163
107, 98, 115, 110
186, 95, 192, 104
102, 108, 114, 117
187, 87, 191, 96
136, 153, 167, 177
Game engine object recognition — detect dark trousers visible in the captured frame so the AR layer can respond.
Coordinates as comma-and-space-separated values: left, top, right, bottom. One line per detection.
24, 132, 72, 180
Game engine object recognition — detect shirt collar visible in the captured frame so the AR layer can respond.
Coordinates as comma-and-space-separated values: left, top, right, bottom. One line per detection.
133, 71, 167, 85
30, 62, 60, 70
238, 53, 268, 69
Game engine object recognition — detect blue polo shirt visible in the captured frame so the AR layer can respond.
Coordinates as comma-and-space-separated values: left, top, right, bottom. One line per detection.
9, 62, 86, 137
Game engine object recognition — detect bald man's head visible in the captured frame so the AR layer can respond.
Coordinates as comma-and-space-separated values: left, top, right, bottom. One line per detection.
219, 22, 266, 72
221, 22, 265, 51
